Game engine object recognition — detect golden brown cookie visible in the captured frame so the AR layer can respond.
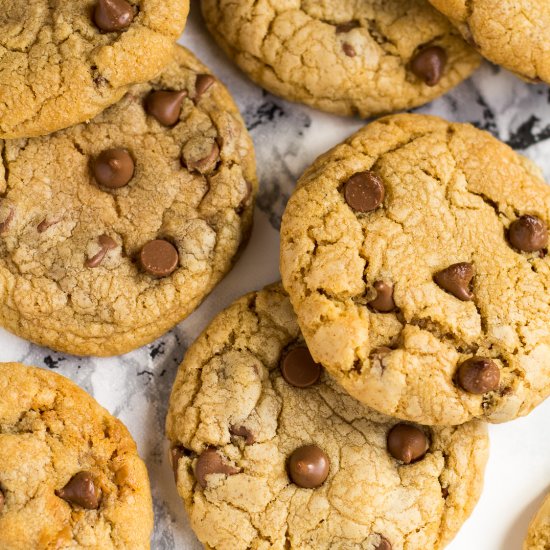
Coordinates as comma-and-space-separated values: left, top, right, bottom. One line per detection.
0, 362, 153, 549
280, 113, 550, 425
0, 0, 189, 138
166, 284, 489, 550
0, 45, 257, 356
525, 493, 550, 550
201, 0, 481, 118
428, 0, 550, 83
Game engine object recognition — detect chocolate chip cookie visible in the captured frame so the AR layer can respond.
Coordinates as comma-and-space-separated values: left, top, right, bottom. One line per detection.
0, 45, 257, 356
0, 362, 153, 549
525, 493, 550, 550
200, 0, 481, 118
166, 284, 489, 549
0, 0, 189, 139
428, 0, 550, 84
280, 113, 550, 426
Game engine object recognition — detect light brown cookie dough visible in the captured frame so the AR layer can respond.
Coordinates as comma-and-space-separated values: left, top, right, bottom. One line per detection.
280, 113, 550, 426
0, 0, 189, 139
0, 45, 257, 357
0, 362, 153, 549
166, 284, 489, 550
200, 0, 481, 118
525, 493, 550, 550
428, 0, 550, 83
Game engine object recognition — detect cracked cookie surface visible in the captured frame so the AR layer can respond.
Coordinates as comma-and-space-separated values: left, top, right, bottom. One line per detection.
525, 493, 550, 550
0, 45, 257, 357
280, 113, 550, 426
0, 362, 153, 550
200, 0, 480, 118
0, 0, 189, 139
428, 0, 550, 83
166, 284, 489, 550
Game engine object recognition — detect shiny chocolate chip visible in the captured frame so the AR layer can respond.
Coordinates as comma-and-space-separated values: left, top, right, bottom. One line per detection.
146, 90, 187, 126
288, 445, 330, 489
93, 148, 134, 189
387, 423, 429, 464
344, 171, 385, 213
195, 448, 240, 489
508, 215, 548, 252
434, 262, 475, 301
56, 471, 101, 509
94, 0, 134, 32
280, 346, 322, 388
368, 281, 396, 312
139, 239, 179, 277
410, 46, 447, 86
456, 357, 500, 394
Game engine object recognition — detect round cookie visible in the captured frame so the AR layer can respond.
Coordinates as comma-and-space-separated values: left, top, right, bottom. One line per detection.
0, 0, 189, 139
0, 45, 257, 357
428, 0, 550, 83
525, 493, 550, 550
0, 362, 153, 549
200, 0, 481, 118
280, 113, 550, 426
166, 284, 489, 550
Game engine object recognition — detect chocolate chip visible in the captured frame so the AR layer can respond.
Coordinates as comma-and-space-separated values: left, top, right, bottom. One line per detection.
93, 148, 134, 189
146, 90, 187, 126
410, 46, 447, 86
441, 487, 449, 499
139, 239, 179, 277
229, 425, 255, 445
344, 171, 385, 213
194, 74, 216, 101
281, 346, 322, 388
456, 357, 500, 394
434, 262, 475, 301
85, 234, 117, 268
56, 471, 100, 509
0, 208, 14, 233
368, 281, 396, 312
387, 423, 429, 464
195, 448, 240, 489
182, 138, 220, 174
375, 536, 392, 550
508, 215, 548, 252
335, 21, 360, 33
37, 218, 58, 233
342, 43, 356, 57
94, 0, 134, 32
288, 445, 330, 488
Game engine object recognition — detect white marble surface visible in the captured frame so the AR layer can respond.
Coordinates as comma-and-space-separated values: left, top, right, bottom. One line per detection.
3, 4, 550, 549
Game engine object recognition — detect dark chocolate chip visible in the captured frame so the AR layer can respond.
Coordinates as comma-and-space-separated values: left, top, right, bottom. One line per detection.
56, 471, 101, 509
433, 262, 475, 301
387, 423, 429, 464
85, 234, 117, 268
344, 171, 385, 213
410, 46, 447, 86
288, 445, 330, 488
368, 281, 396, 312
93, 148, 135, 189
456, 357, 500, 394
280, 346, 322, 388
508, 215, 548, 252
94, 0, 134, 32
146, 90, 187, 126
139, 239, 179, 277
195, 448, 240, 489
229, 425, 255, 445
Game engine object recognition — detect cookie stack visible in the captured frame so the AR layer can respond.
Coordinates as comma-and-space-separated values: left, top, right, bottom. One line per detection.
1, 0, 550, 549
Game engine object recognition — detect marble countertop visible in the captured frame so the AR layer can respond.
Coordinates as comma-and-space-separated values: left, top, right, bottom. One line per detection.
2, 4, 549, 549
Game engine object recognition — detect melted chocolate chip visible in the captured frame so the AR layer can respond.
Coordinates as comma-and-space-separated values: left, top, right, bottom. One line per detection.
288, 445, 330, 489
344, 171, 385, 213
94, 0, 134, 32
229, 425, 255, 445
433, 262, 475, 301
280, 346, 322, 388
139, 239, 179, 277
85, 234, 117, 268
368, 281, 396, 312
93, 148, 135, 189
410, 46, 447, 86
508, 215, 548, 252
56, 471, 101, 509
456, 357, 500, 394
195, 448, 240, 489
387, 423, 429, 464
146, 90, 187, 126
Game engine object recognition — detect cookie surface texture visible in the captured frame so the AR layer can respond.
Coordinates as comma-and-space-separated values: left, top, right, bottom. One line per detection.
280, 113, 550, 425
525, 493, 550, 550
0, 362, 153, 550
166, 284, 489, 550
0, 45, 257, 356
